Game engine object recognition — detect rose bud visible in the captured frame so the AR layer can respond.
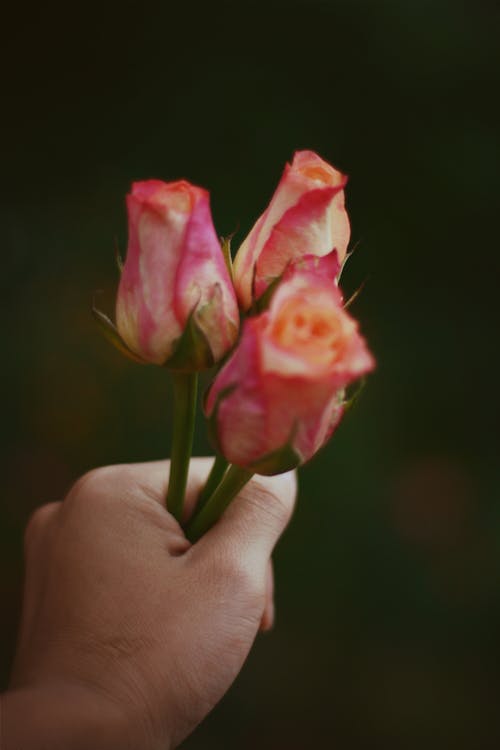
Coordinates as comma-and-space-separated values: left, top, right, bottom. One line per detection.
97, 179, 239, 370
232, 150, 351, 311
205, 252, 375, 474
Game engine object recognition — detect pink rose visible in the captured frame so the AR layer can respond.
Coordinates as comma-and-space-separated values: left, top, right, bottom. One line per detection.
233, 150, 351, 311
205, 253, 375, 473
115, 180, 239, 368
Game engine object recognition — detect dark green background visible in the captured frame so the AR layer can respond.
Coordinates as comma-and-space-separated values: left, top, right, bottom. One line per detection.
1, 1, 499, 747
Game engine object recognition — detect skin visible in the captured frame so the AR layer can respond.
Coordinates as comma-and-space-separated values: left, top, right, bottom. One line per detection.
1, 458, 296, 750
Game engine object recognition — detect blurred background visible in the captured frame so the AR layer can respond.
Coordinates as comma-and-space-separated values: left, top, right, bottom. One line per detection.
1, 0, 499, 746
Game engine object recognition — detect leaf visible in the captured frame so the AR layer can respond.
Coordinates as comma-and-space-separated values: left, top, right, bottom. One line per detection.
92, 306, 147, 364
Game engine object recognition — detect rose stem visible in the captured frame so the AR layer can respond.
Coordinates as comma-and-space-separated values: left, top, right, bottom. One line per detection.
196, 454, 230, 512
185, 464, 253, 542
166, 372, 198, 522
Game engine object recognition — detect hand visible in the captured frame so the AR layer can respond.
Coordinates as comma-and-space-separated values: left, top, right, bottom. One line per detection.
2, 459, 296, 749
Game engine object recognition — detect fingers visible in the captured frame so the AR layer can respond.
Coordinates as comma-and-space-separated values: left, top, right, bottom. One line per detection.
119, 458, 210, 507
194, 470, 297, 566
88, 458, 214, 517
260, 559, 275, 632
60, 460, 295, 570
58, 459, 225, 562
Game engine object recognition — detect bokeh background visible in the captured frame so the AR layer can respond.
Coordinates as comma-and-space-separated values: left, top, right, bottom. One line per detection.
1, 0, 499, 747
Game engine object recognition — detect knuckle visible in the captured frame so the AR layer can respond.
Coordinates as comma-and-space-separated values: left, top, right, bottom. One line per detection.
67, 465, 124, 506
69, 467, 106, 499
245, 480, 294, 529
24, 502, 59, 553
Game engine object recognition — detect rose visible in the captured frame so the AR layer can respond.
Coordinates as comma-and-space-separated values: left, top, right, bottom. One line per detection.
114, 179, 239, 369
205, 252, 375, 473
233, 150, 351, 311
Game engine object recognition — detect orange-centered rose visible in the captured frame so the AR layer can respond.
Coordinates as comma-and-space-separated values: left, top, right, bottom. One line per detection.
205, 253, 375, 473
269, 295, 354, 370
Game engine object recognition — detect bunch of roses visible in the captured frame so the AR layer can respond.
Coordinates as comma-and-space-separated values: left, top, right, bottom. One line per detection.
95, 151, 375, 539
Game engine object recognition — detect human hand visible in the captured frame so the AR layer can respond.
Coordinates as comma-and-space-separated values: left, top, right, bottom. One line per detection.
2, 459, 296, 749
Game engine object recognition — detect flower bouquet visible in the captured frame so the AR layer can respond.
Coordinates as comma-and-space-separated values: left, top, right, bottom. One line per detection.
94, 151, 375, 540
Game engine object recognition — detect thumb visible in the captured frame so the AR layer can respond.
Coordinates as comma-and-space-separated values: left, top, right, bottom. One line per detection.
193, 470, 297, 565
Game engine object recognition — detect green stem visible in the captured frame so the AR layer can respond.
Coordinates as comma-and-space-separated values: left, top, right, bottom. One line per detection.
197, 454, 230, 511
186, 464, 253, 542
165, 371, 198, 522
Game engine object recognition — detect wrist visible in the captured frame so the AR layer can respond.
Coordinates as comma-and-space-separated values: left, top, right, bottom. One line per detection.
1, 683, 169, 750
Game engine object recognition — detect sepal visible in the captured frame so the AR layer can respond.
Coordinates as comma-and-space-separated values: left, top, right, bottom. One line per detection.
220, 233, 234, 281
114, 238, 124, 273
92, 305, 148, 364
252, 271, 284, 314
342, 377, 366, 414
344, 278, 366, 309
338, 239, 359, 280
165, 308, 215, 372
